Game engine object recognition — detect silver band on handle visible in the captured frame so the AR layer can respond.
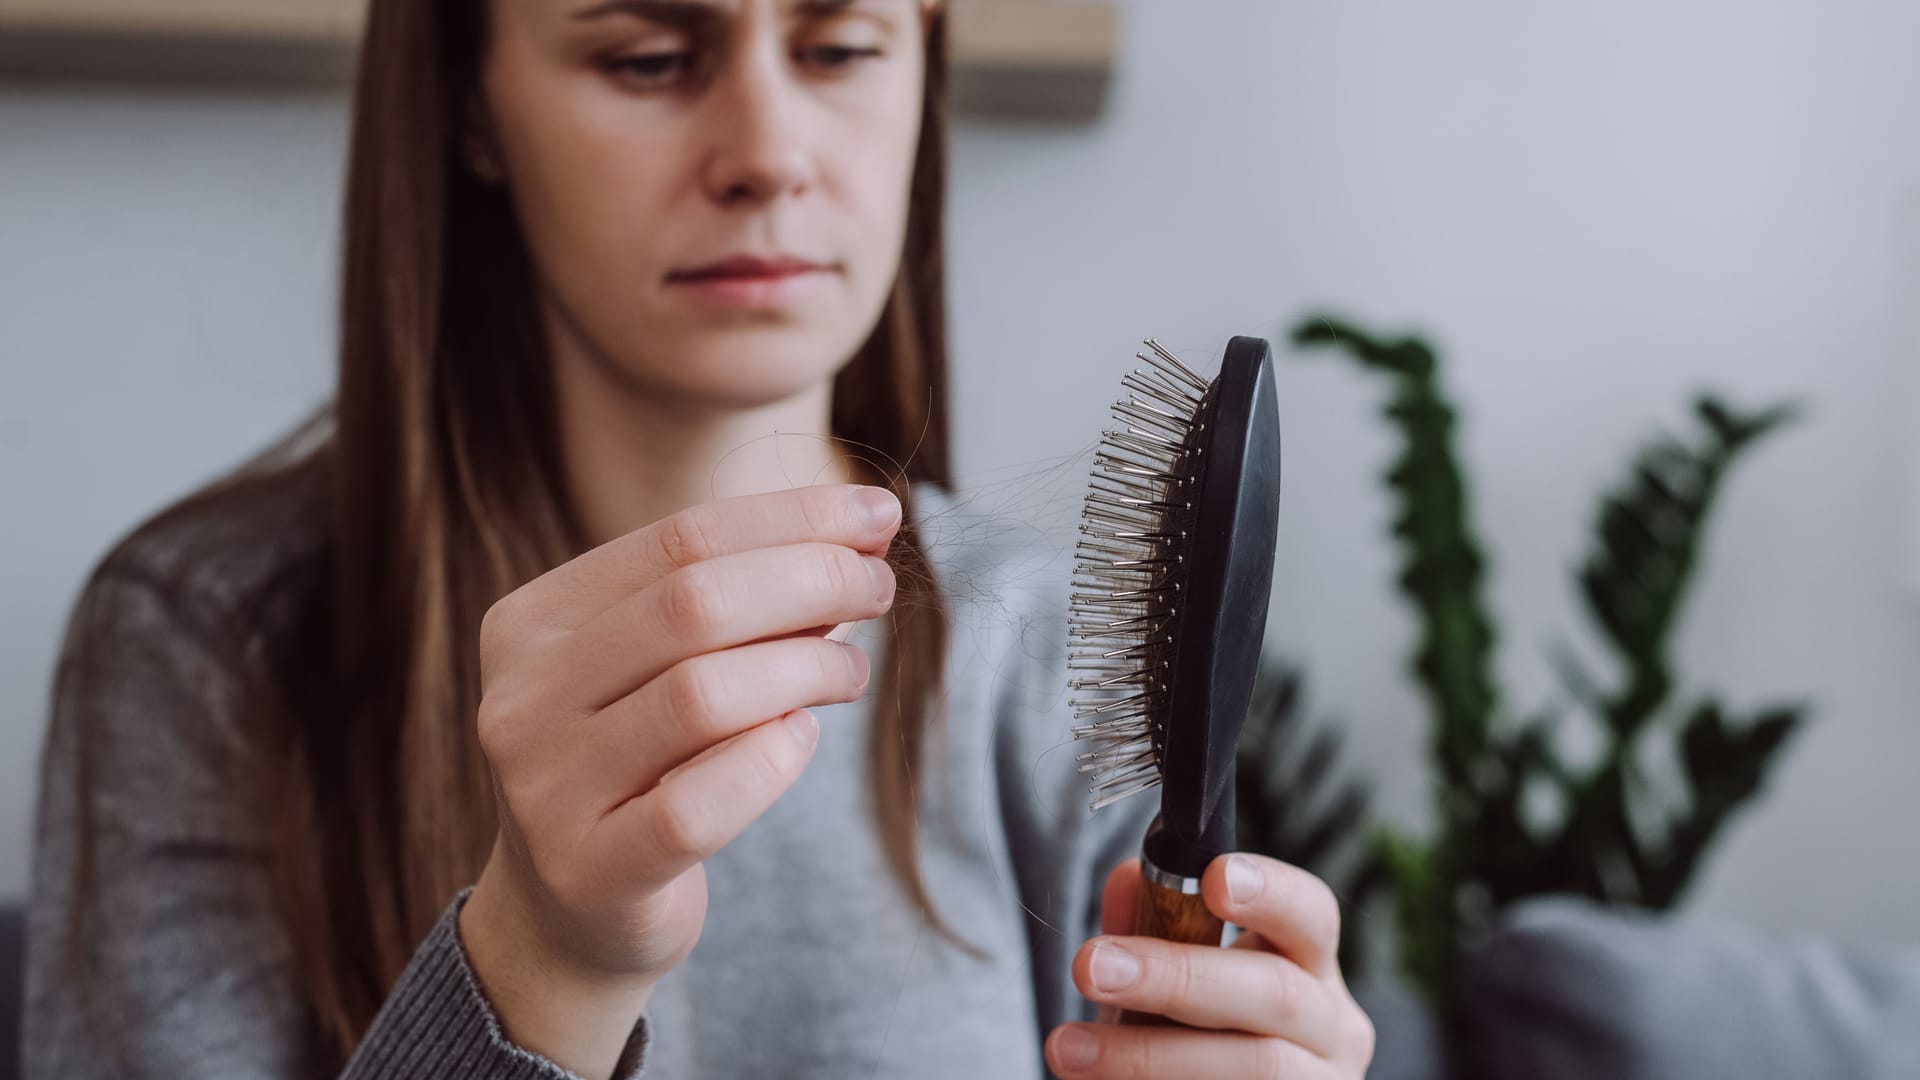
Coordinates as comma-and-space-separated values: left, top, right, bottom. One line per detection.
1140, 854, 1203, 895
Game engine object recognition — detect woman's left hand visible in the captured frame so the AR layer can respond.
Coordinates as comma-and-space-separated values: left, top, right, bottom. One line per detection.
1046, 853, 1375, 1078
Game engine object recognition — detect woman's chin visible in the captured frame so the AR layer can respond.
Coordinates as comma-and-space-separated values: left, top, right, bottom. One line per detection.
647, 328, 865, 398
642, 354, 847, 412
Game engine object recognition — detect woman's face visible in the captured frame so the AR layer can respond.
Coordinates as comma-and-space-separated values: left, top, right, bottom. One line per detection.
479, 0, 932, 408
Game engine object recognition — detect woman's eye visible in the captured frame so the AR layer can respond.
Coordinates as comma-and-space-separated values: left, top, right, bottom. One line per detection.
799, 45, 883, 71
606, 52, 693, 85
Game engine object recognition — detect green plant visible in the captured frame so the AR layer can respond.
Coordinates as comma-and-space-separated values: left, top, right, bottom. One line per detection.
1290, 313, 1808, 1013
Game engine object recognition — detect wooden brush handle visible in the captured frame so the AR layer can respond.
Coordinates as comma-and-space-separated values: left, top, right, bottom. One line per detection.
1118, 862, 1224, 1026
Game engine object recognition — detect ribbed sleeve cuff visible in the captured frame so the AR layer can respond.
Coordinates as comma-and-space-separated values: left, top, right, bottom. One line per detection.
343, 887, 652, 1079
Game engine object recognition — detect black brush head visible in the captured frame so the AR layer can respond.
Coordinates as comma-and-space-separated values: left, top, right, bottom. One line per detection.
1069, 336, 1282, 879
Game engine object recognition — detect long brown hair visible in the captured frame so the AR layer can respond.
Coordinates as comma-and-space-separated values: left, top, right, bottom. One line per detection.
117, 0, 956, 1065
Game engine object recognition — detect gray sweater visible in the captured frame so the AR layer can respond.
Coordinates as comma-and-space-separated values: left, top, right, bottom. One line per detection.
25, 477, 1157, 1079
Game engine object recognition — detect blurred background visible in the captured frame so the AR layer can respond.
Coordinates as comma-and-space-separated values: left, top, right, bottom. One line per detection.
4, 0, 1919, 1073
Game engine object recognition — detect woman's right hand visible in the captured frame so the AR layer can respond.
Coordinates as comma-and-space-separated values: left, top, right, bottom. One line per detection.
457, 483, 902, 1077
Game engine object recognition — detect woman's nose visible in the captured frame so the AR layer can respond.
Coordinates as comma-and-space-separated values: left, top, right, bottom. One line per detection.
699, 47, 817, 205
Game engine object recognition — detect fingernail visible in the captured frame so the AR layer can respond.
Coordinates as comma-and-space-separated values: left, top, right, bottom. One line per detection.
1090, 943, 1139, 992
857, 487, 901, 529
843, 644, 870, 689
1053, 1025, 1099, 1070
1226, 854, 1262, 904
783, 709, 818, 748
865, 557, 895, 605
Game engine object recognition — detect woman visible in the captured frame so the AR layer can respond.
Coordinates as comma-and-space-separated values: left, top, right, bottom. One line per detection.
25, 1, 1375, 1077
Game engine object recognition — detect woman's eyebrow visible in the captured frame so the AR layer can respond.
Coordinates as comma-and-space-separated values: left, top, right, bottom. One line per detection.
571, 0, 722, 30
569, 0, 894, 28
793, 1, 912, 29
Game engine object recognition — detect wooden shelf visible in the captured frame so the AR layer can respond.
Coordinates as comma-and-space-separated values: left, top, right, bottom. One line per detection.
951, 0, 1118, 120
0, 0, 1120, 116
0, 0, 364, 42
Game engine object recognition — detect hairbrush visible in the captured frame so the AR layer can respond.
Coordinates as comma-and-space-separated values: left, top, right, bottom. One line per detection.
1068, 336, 1282, 1026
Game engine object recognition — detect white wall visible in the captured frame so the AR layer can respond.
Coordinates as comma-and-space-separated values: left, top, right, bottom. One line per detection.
5, 1, 1918, 946
0, 86, 345, 893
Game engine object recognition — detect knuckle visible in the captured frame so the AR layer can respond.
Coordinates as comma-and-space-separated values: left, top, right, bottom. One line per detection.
1251, 1036, 1292, 1078
1273, 862, 1342, 940
813, 642, 842, 684
749, 723, 803, 782
656, 509, 717, 569
1136, 1027, 1170, 1078
815, 642, 856, 695
1305, 874, 1343, 940
662, 563, 726, 639
819, 544, 861, 601
474, 693, 520, 763
665, 659, 728, 728
1163, 950, 1199, 1014
497, 770, 543, 823
1268, 960, 1304, 1025
648, 791, 710, 859
1349, 1005, 1378, 1063
478, 595, 521, 666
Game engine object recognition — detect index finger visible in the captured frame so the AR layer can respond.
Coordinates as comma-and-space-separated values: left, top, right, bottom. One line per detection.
522, 483, 903, 631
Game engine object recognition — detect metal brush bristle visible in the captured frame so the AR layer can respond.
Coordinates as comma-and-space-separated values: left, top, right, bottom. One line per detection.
1068, 340, 1211, 813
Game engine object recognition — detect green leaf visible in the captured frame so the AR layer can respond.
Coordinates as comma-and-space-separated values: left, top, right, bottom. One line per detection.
1288, 313, 1809, 1028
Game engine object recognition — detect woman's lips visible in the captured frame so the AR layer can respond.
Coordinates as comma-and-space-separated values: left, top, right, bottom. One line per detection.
666, 257, 835, 310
